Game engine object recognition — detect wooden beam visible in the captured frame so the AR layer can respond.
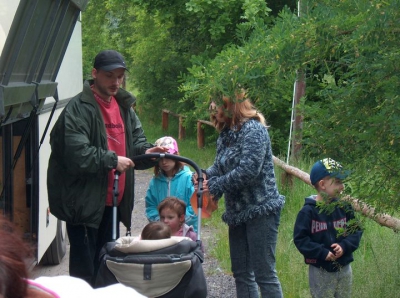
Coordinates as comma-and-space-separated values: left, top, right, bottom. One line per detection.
272, 155, 400, 232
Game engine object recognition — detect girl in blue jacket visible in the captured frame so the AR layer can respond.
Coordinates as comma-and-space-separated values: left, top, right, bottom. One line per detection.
145, 136, 198, 232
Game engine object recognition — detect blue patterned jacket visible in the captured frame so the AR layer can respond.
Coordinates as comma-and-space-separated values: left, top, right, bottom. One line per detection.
205, 119, 285, 226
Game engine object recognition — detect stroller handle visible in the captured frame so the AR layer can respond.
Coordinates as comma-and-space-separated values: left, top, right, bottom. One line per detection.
112, 171, 120, 241
132, 153, 205, 241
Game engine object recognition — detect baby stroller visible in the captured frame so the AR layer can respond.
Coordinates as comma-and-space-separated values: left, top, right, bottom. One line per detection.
95, 153, 207, 298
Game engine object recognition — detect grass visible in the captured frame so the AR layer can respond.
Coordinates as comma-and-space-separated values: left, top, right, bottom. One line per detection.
138, 111, 400, 298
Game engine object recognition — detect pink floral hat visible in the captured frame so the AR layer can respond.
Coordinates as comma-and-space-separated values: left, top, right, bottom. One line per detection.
155, 136, 179, 154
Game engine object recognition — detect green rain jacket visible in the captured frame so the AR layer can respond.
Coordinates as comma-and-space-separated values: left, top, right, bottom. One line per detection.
47, 80, 155, 229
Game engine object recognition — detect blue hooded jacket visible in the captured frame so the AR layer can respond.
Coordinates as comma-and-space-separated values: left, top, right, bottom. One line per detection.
293, 196, 363, 272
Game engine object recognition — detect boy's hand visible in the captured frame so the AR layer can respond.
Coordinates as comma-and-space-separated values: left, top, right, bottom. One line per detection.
325, 251, 336, 261
331, 243, 344, 258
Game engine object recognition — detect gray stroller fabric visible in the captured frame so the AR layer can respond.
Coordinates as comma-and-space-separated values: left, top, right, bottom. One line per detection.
107, 259, 192, 297
95, 236, 207, 298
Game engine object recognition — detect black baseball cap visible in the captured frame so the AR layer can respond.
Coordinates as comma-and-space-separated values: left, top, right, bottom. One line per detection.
310, 158, 350, 185
93, 50, 128, 71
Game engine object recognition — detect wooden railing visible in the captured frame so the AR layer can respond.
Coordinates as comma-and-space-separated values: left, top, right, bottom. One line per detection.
162, 109, 186, 140
162, 109, 214, 148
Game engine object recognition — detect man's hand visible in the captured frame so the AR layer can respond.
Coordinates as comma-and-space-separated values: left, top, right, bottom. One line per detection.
116, 156, 134, 173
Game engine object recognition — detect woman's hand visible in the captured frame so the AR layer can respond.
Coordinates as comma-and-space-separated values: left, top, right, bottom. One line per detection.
193, 172, 209, 192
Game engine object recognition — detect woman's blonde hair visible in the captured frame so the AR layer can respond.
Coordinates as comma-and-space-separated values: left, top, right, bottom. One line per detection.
211, 91, 267, 132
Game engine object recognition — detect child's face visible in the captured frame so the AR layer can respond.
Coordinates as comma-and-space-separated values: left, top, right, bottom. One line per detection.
159, 207, 184, 234
158, 158, 176, 177
321, 177, 345, 199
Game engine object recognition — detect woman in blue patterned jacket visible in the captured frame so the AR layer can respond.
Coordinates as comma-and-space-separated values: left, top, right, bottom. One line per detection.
202, 91, 285, 298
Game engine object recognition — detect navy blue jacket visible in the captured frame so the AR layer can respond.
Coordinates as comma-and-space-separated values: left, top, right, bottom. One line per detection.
293, 196, 363, 272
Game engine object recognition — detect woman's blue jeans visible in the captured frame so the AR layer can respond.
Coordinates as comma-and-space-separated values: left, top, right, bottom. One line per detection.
229, 212, 283, 298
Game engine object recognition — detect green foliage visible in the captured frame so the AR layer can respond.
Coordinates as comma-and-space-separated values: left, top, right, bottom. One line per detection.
81, 1, 110, 78
297, 0, 400, 212
82, 0, 280, 115
180, 8, 300, 153
81, 0, 136, 79
81, 0, 400, 214
181, 0, 400, 211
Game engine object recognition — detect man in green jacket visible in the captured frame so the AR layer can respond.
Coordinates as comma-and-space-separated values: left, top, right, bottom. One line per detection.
47, 50, 166, 286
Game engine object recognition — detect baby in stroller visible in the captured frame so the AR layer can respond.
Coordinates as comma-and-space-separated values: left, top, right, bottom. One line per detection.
141, 221, 172, 240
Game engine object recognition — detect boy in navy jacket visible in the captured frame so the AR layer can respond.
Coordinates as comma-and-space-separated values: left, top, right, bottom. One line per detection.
293, 158, 363, 298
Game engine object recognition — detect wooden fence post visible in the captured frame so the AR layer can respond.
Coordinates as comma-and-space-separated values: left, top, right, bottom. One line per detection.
197, 121, 204, 148
197, 120, 214, 148
162, 109, 169, 131
179, 116, 186, 140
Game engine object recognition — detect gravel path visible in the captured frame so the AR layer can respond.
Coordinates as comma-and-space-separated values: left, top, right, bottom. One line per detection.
32, 169, 236, 297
